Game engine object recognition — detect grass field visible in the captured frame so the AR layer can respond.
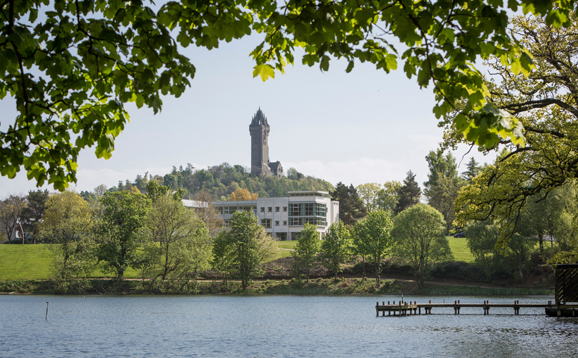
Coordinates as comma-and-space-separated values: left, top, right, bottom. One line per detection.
275, 238, 475, 263
0, 244, 53, 280
0, 238, 475, 281
447, 237, 475, 263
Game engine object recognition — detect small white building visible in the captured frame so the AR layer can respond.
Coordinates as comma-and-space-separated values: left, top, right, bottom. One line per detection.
211, 191, 339, 240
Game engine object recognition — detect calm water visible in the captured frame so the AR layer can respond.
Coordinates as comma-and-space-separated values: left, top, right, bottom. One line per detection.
1, 295, 576, 357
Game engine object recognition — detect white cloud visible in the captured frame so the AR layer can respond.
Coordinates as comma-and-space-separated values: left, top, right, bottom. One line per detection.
283, 158, 407, 187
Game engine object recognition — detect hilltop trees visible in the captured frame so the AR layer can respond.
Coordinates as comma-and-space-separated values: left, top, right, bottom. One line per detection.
229, 188, 258, 201
108, 164, 334, 201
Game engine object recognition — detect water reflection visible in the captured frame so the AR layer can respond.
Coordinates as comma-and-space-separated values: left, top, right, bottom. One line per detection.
0, 295, 576, 357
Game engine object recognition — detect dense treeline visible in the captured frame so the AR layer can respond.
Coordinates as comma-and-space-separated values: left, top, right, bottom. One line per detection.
106, 163, 334, 200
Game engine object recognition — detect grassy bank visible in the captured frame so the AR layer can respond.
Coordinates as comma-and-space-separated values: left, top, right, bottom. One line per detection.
0, 239, 475, 281
0, 278, 553, 296
0, 244, 53, 280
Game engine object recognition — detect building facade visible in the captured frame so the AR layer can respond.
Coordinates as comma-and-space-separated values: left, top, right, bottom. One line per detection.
249, 108, 283, 178
212, 191, 339, 240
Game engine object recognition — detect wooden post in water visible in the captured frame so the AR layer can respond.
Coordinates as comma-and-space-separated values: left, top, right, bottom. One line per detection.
45, 302, 49, 320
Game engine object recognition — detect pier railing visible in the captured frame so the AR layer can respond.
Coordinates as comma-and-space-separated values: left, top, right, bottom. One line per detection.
375, 300, 553, 316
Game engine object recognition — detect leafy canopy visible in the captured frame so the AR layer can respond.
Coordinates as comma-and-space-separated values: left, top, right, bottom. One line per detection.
321, 221, 352, 279
392, 203, 453, 286
352, 210, 394, 284
292, 223, 320, 281
454, 15, 578, 244
2, 0, 576, 189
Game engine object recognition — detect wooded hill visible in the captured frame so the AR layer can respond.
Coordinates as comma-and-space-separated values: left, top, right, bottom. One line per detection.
106, 163, 335, 200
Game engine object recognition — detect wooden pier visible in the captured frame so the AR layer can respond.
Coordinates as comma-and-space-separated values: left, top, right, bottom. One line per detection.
548, 263, 578, 317
375, 300, 553, 316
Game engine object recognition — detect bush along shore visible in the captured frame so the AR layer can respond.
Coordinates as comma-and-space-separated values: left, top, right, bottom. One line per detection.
0, 278, 553, 296
0, 256, 555, 296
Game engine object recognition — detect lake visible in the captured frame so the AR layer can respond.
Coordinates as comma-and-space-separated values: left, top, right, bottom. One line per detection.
1, 295, 576, 357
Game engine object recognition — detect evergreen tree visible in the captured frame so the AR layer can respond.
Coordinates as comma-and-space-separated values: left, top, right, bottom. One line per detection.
21, 189, 50, 243
461, 157, 481, 184
394, 171, 421, 214
331, 182, 366, 226
423, 150, 465, 233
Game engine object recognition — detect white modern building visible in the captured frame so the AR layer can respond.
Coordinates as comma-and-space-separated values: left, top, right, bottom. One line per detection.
211, 191, 339, 240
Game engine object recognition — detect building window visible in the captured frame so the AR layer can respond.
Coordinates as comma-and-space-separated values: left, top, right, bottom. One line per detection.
261, 219, 272, 228
283, 221, 287, 226
275, 207, 280, 212
268, 207, 272, 213
217, 207, 223, 214
260, 207, 265, 213
289, 203, 300, 216
275, 221, 279, 226
283, 206, 287, 212
224, 220, 230, 228
288, 217, 327, 226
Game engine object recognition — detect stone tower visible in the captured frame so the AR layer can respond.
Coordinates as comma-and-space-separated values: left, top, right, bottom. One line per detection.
249, 109, 283, 177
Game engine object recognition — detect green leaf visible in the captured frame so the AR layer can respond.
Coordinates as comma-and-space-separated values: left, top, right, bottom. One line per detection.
252, 64, 276, 82
345, 61, 354, 73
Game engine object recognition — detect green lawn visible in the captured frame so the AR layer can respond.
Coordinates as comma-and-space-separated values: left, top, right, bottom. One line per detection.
275, 240, 298, 250
0, 238, 475, 281
0, 244, 53, 280
447, 236, 475, 263
275, 238, 475, 263
0, 244, 142, 280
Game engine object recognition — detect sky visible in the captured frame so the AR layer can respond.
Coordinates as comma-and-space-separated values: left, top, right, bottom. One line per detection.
0, 33, 495, 197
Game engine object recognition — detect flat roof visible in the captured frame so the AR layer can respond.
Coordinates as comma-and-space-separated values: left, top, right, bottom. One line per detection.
287, 191, 329, 195
182, 200, 209, 208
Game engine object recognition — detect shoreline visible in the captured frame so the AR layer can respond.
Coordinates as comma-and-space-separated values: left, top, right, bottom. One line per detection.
0, 277, 554, 296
